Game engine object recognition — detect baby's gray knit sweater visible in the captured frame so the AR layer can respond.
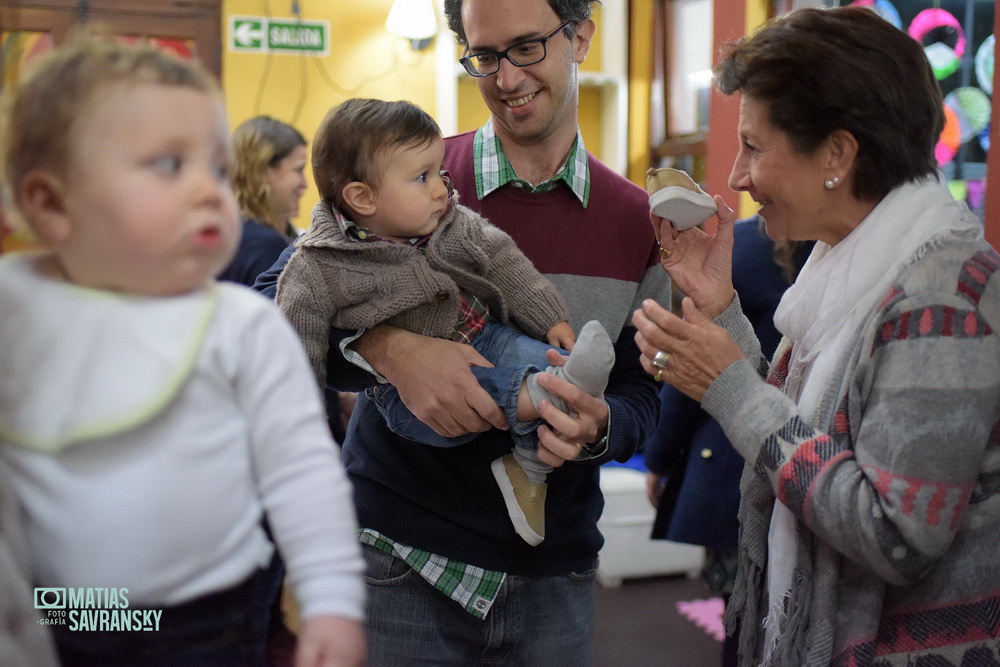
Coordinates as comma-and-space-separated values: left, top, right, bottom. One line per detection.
276, 198, 568, 388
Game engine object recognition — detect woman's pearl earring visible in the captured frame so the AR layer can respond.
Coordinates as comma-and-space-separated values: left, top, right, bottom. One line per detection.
824, 176, 840, 190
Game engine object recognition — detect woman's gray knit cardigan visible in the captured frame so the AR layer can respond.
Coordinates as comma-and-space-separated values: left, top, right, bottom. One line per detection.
702, 230, 1000, 665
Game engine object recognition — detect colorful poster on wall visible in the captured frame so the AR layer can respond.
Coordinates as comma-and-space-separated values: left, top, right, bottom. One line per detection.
852, 0, 993, 220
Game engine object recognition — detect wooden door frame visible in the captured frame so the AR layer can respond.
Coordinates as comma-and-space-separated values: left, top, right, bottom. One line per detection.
0, 0, 221, 78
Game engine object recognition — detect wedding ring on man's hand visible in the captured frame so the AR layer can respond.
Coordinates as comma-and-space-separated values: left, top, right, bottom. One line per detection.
659, 246, 673, 259
652, 350, 670, 368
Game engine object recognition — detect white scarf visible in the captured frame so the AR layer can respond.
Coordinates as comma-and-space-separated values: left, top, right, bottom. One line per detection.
761, 175, 982, 657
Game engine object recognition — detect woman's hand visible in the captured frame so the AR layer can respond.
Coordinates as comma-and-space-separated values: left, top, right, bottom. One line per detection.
654, 195, 738, 320
633, 296, 744, 402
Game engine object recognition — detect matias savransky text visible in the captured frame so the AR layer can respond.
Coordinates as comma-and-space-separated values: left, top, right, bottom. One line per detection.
34, 587, 162, 631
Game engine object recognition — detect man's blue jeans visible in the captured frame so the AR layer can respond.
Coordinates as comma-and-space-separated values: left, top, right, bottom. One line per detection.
361, 543, 597, 666
366, 322, 566, 453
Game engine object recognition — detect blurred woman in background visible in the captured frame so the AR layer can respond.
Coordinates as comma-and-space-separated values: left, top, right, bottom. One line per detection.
219, 115, 307, 287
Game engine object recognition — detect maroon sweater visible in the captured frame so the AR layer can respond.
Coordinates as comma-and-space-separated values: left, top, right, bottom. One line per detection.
444, 131, 662, 338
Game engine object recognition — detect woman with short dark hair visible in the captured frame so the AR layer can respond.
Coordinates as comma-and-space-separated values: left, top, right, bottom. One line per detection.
633, 7, 1000, 665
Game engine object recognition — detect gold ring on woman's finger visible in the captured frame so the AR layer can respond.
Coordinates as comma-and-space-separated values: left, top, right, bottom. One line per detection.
658, 246, 673, 259
654, 368, 664, 382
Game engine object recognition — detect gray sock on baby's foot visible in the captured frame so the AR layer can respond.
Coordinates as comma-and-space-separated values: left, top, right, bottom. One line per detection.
512, 447, 550, 484
526, 320, 615, 415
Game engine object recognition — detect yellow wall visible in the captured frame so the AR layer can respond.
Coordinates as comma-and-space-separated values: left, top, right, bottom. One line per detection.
746, 0, 769, 33
222, 1, 437, 228
581, 5, 604, 74
627, 1, 653, 186
456, 77, 491, 133
577, 86, 604, 159
222, 2, 616, 226
626, 0, 769, 214
737, 0, 770, 219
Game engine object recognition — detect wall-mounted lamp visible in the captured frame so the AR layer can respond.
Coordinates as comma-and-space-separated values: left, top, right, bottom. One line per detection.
385, 0, 437, 51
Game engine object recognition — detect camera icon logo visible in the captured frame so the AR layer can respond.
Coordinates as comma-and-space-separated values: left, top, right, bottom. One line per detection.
33, 588, 66, 609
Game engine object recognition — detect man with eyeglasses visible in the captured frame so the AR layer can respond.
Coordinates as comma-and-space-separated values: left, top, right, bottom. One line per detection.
315, 0, 670, 664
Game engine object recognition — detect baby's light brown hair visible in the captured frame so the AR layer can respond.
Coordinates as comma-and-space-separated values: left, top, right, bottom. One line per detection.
311, 98, 442, 213
0, 29, 219, 221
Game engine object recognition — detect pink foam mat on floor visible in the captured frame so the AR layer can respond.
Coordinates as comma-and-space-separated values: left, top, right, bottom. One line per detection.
676, 597, 725, 642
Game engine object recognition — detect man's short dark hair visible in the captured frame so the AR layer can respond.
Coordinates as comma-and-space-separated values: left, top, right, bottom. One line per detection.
443, 0, 600, 47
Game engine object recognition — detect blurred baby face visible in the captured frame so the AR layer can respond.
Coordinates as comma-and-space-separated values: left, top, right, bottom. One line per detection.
365, 136, 448, 242
56, 82, 240, 296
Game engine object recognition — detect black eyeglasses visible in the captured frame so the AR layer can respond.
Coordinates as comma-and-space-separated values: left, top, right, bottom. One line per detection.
459, 21, 571, 78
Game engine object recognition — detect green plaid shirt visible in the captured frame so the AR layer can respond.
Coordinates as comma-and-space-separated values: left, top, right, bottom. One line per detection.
352, 122, 597, 619
359, 529, 504, 619
473, 120, 591, 207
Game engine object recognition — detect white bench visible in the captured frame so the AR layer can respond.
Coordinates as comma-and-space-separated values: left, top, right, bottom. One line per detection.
597, 466, 705, 587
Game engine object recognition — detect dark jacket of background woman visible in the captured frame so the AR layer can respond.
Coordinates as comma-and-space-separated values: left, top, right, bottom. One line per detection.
646, 217, 811, 549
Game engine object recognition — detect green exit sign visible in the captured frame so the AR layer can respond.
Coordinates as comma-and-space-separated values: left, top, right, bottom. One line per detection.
229, 16, 329, 55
